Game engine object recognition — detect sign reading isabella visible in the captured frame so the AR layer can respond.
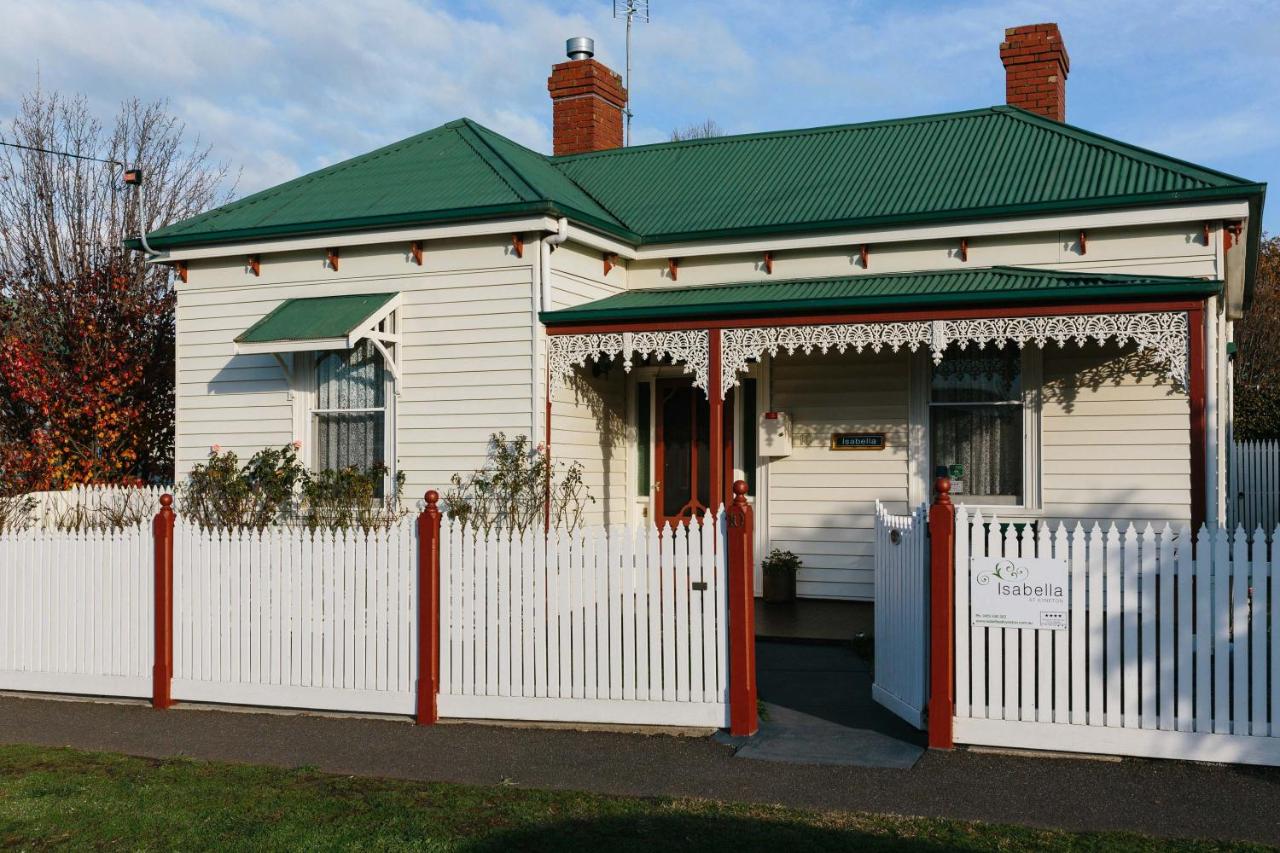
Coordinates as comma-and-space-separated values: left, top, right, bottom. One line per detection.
970, 556, 1068, 630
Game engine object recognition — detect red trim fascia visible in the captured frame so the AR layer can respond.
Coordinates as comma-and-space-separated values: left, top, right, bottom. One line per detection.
1188, 305, 1207, 533
544, 298, 1207, 336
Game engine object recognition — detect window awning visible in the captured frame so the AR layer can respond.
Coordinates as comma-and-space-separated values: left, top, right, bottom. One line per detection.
538, 267, 1221, 327
234, 293, 401, 355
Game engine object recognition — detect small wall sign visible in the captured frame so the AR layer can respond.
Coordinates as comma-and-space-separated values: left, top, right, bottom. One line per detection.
970, 555, 1068, 630
830, 432, 886, 451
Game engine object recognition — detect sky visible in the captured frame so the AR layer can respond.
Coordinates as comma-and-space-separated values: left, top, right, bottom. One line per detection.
1, 0, 1277, 230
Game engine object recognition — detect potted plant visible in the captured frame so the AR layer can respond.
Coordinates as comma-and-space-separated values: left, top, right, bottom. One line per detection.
762, 548, 801, 603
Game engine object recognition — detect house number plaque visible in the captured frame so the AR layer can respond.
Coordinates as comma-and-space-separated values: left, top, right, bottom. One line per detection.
830, 432, 886, 451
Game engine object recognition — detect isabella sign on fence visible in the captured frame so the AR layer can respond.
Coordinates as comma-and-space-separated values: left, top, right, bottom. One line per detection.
970, 555, 1068, 630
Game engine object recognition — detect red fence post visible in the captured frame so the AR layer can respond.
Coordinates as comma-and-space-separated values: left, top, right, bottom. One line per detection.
727, 479, 758, 736
927, 472, 956, 749
416, 490, 442, 725
151, 494, 175, 709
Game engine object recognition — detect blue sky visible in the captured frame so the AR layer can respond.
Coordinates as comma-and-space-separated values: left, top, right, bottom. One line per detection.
2, 0, 1277, 230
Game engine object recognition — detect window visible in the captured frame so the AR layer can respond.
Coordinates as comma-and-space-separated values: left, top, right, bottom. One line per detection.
929, 348, 1026, 506
312, 340, 389, 485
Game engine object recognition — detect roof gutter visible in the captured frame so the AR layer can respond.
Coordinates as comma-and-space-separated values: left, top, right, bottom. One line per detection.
539, 279, 1223, 326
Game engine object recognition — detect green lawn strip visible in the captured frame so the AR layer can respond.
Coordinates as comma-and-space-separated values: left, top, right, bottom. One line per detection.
0, 743, 1259, 852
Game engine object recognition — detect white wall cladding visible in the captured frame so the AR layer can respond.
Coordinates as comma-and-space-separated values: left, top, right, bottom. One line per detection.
623, 221, 1218, 290
767, 348, 912, 601
1041, 342, 1191, 525
175, 237, 536, 500
547, 241, 629, 526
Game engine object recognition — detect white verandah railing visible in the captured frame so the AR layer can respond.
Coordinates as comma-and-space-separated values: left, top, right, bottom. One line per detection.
438, 513, 730, 727
953, 507, 1280, 766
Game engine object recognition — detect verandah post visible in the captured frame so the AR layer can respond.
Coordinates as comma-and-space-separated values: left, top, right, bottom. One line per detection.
416, 490, 442, 725
727, 479, 757, 736
151, 493, 176, 709
927, 470, 956, 749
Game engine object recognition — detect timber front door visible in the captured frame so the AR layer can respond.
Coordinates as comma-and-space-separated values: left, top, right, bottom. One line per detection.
654, 378, 733, 526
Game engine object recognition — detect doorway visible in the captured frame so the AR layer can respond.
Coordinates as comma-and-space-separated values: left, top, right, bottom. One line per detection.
651, 378, 734, 527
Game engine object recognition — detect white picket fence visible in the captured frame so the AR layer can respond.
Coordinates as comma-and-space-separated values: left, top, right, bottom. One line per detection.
171, 521, 418, 714
872, 502, 929, 727
1230, 439, 1280, 532
438, 514, 730, 727
24, 485, 172, 530
953, 507, 1280, 766
0, 525, 153, 698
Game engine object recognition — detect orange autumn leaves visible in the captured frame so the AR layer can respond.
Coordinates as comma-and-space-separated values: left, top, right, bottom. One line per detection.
0, 262, 174, 493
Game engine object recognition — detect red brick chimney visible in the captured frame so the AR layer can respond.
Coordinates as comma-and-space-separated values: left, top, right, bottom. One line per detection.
1000, 23, 1070, 122
548, 37, 627, 156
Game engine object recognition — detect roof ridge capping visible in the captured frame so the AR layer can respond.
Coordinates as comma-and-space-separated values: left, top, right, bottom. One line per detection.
996, 106, 1259, 189
547, 106, 1008, 161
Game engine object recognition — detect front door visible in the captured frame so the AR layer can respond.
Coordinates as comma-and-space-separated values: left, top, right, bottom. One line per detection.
653, 379, 733, 527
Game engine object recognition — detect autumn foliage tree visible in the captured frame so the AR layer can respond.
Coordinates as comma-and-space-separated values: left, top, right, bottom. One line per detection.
1234, 234, 1280, 440
0, 88, 232, 493
0, 257, 173, 490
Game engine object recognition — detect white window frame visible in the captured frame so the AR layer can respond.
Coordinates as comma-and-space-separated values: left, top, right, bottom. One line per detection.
289, 340, 398, 497
911, 347, 1042, 514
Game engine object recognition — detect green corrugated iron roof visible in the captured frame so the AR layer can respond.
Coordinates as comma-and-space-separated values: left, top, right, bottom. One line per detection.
138, 106, 1263, 253
539, 267, 1222, 325
236, 292, 397, 344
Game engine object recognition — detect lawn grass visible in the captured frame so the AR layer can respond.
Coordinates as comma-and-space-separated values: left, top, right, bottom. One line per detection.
0, 743, 1262, 852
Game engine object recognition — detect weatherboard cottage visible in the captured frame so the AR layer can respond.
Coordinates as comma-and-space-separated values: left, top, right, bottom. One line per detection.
134, 24, 1264, 615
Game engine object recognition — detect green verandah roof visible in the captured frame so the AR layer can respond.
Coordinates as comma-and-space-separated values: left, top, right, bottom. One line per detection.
139, 106, 1264, 252
538, 267, 1222, 326
235, 292, 398, 347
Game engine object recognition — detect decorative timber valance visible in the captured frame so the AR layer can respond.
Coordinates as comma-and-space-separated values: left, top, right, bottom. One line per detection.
546, 311, 1190, 398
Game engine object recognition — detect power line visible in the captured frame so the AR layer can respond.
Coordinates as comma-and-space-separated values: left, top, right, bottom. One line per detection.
0, 138, 123, 168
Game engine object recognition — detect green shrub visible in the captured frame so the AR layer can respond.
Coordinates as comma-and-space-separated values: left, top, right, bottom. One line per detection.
762, 548, 802, 578
445, 433, 594, 533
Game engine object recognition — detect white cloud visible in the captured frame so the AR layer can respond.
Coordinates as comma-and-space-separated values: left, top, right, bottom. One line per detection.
0, 0, 1275, 229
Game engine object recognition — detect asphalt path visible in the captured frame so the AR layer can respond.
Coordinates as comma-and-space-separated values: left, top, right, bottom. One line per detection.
1, 693, 1277, 845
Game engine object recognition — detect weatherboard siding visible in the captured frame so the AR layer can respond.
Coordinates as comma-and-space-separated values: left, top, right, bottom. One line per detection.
766, 349, 912, 601
624, 222, 1217, 291
546, 241, 628, 526
1040, 342, 1191, 525
174, 236, 536, 502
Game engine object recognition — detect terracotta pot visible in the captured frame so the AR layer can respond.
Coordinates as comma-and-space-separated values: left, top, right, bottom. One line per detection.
763, 569, 795, 603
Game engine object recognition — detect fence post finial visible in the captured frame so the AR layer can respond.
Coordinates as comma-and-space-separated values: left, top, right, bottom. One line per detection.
416, 490, 442, 725
152, 493, 176, 709
727, 479, 757, 736
927, 467, 955, 749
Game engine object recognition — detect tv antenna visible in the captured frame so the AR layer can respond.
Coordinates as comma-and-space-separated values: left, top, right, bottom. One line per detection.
613, 0, 649, 145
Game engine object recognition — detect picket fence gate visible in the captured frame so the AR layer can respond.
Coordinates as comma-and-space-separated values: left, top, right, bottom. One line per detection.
170, 521, 419, 714
1230, 439, 1280, 533
953, 506, 1280, 765
872, 502, 929, 727
0, 525, 153, 698
437, 513, 730, 727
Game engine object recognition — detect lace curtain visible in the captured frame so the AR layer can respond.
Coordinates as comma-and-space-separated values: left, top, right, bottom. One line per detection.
929, 349, 1022, 503
314, 340, 386, 473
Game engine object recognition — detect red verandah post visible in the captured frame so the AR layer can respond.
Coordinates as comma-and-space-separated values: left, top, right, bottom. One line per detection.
151, 494, 175, 709
927, 471, 956, 749
727, 480, 758, 736
416, 490, 442, 725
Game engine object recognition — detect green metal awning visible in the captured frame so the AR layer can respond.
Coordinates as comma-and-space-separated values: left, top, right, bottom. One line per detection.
235, 293, 400, 354
539, 266, 1221, 326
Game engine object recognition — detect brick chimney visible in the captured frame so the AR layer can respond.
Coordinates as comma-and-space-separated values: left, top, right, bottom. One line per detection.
1000, 23, 1070, 122
547, 37, 627, 156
